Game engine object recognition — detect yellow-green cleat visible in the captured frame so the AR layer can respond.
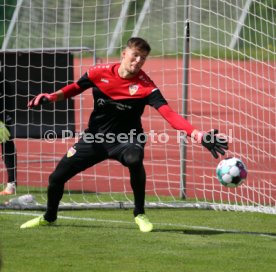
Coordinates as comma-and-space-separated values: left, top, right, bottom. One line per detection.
20, 215, 55, 229
135, 214, 153, 232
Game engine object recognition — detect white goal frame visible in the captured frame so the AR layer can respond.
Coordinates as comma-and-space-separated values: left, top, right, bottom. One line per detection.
0, 0, 275, 214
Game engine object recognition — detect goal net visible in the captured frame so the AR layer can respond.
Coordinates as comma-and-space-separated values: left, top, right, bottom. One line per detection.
0, 0, 275, 214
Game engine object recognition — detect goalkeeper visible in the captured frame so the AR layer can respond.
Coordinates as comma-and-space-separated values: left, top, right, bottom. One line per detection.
0, 75, 17, 195
20, 37, 228, 232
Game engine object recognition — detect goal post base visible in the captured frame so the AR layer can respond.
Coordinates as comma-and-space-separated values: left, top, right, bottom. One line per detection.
1, 200, 275, 215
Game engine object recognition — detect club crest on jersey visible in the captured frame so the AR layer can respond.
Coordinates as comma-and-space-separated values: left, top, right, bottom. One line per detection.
67, 146, 76, 158
129, 84, 139, 95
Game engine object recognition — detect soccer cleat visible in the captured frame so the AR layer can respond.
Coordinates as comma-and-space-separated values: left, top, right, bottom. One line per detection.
135, 214, 153, 232
20, 215, 55, 229
0, 182, 16, 195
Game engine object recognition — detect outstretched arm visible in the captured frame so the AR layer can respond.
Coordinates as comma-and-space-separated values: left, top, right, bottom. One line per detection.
157, 104, 228, 158
27, 82, 84, 108
157, 104, 195, 136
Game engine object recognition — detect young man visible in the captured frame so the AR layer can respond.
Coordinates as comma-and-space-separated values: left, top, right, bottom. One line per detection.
0, 72, 17, 195
20, 37, 228, 232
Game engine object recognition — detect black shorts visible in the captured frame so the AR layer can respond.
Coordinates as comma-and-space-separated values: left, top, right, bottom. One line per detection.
60, 133, 146, 172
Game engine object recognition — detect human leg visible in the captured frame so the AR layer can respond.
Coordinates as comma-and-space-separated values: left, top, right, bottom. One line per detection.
114, 143, 146, 216
44, 158, 84, 222
20, 156, 85, 228
129, 161, 146, 216
0, 140, 17, 195
113, 142, 153, 232
2, 140, 17, 183
45, 140, 108, 222
20, 139, 107, 228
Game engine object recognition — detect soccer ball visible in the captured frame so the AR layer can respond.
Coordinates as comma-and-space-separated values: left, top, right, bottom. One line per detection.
216, 157, 247, 188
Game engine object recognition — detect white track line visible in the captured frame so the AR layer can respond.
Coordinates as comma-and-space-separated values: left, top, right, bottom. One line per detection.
1, 211, 275, 239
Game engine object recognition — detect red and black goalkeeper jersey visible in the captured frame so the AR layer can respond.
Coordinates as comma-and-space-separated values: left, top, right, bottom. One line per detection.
76, 63, 168, 135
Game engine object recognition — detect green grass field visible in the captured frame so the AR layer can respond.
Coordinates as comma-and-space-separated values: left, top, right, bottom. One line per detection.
0, 208, 275, 272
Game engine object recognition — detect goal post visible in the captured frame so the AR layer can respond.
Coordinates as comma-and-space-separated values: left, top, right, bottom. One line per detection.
0, 0, 275, 214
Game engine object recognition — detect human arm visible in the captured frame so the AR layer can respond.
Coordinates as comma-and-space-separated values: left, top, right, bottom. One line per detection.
157, 104, 228, 158
0, 120, 10, 144
157, 104, 195, 136
27, 82, 85, 108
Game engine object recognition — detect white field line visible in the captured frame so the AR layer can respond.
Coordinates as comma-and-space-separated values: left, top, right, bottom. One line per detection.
1, 211, 275, 239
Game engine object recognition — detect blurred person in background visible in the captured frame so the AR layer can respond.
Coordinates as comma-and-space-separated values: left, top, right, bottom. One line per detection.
0, 70, 17, 195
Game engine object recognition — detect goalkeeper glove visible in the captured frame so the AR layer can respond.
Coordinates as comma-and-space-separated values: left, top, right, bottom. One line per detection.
28, 93, 58, 108
0, 121, 10, 144
198, 129, 228, 159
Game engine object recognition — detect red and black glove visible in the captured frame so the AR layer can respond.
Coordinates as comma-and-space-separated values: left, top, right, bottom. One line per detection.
198, 129, 228, 158
28, 93, 58, 108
